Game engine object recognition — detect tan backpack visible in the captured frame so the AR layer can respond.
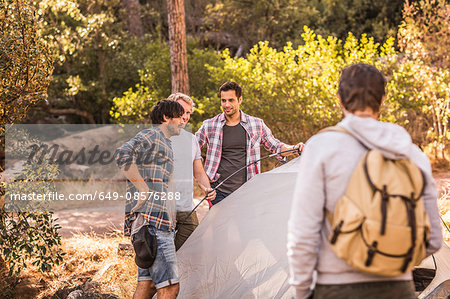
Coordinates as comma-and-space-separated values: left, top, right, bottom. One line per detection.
322, 126, 430, 277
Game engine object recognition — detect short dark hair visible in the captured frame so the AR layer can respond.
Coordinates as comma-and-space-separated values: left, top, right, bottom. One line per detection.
338, 63, 386, 113
219, 81, 242, 99
150, 99, 184, 124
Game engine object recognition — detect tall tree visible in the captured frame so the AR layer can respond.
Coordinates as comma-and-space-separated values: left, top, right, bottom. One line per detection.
122, 0, 144, 38
167, 0, 189, 94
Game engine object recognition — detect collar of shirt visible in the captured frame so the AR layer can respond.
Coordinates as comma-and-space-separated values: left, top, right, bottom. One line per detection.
153, 125, 172, 145
218, 110, 250, 125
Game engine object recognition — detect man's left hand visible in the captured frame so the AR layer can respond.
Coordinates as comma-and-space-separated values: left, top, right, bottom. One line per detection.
293, 142, 304, 155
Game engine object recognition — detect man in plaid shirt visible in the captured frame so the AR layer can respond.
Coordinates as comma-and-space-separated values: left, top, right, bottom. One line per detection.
196, 81, 304, 205
116, 100, 184, 299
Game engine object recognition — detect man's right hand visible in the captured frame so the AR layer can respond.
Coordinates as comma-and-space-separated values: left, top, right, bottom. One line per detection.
204, 187, 216, 202
130, 188, 150, 214
131, 199, 146, 214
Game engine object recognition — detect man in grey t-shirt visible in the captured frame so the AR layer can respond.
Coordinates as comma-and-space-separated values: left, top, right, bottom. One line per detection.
168, 93, 216, 250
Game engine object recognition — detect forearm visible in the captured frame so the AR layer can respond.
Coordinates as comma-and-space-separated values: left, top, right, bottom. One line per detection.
287, 201, 322, 298
287, 221, 319, 298
261, 122, 302, 157
193, 159, 216, 202
121, 164, 149, 193
193, 159, 211, 190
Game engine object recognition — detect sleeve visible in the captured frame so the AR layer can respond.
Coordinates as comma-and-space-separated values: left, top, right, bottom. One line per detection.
192, 134, 202, 161
410, 146, 443, 256
260, 120, 286, 161
287, 137, 326, 299
115, 132, 146, 169
195, 122, 208, 149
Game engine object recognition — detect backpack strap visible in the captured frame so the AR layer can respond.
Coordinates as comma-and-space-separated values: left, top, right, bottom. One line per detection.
320, 125, 370, 151
325, 209, 333, 225
320, 125, 365, 225
319, 125, 354, 137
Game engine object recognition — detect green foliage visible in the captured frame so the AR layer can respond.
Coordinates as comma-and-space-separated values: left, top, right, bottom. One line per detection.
202, 27, 396, 144
0, 210, 65, 276
0, 0, 64, 283
111, 84, 159, 124
25, 0, 412, 127
111, 27, 402, 146
33, 0, 156, 123
203, 0, 320, 52
387, 0, 449, 159
0, 129, 64, 279
110, 19, 447, 160
311, 0, 405, 44
111, 38, 224, 128
201, 0, 404, 54
0, 0, 54, 130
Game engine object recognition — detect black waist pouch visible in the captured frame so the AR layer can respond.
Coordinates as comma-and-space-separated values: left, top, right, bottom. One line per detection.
132, 225, 158, 269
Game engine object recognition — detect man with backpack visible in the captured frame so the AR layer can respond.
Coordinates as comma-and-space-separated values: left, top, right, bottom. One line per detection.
287, 63, 442, 299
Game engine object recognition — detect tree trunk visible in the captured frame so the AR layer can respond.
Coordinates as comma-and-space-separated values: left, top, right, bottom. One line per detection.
122, 0, 144, 38
167, 0, 189, 95
0, 255, 7, 283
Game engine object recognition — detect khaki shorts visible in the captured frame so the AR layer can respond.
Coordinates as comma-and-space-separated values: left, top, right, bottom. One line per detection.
174, 211, 199, 250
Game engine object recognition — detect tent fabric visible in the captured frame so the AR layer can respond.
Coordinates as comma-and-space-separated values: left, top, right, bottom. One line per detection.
417, 243, 450, 299
177, 158, 301, 298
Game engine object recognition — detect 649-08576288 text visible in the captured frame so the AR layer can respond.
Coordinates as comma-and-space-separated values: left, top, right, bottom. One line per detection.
8, 191, 181, 201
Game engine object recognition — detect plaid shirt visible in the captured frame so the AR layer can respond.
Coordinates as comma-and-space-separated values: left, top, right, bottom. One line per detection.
115, 127, 175, 236
195, 111, 285, 182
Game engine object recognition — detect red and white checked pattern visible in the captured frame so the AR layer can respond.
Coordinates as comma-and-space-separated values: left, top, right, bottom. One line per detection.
195, 111, 285, 182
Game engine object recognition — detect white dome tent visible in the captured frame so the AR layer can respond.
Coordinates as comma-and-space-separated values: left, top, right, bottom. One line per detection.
177, 158, 300, 298
416, 243, 450, 299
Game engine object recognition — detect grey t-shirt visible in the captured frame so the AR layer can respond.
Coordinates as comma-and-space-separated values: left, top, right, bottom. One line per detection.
171, 129, 202, 212
216, 124, 247, 193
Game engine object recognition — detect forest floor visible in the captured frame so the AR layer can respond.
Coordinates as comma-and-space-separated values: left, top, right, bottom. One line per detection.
9, 170, 450, 299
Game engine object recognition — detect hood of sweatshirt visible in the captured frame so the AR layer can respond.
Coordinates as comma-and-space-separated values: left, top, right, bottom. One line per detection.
338, 114, 413, 160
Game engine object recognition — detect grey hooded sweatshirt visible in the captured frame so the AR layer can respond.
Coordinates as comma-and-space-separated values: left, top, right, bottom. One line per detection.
287, 114, 442, 299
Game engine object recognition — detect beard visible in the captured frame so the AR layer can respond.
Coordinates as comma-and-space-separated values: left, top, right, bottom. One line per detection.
224, 108, 237, 117
167, 124, 181, 136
